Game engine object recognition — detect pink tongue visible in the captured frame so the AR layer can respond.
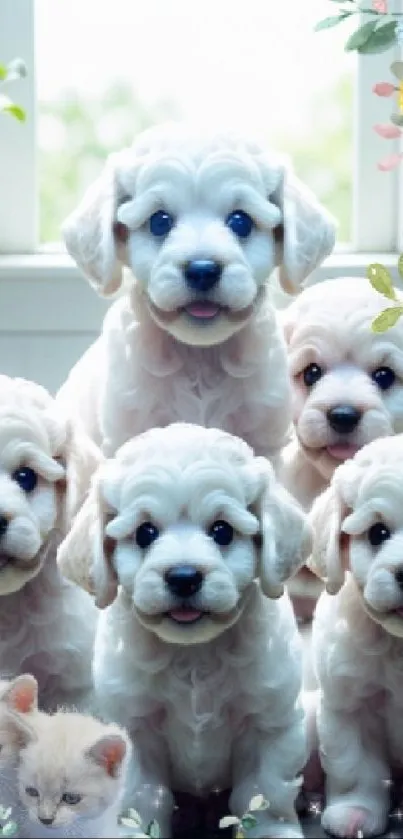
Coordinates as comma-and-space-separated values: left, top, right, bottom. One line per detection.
169, 609, 202, 623
186, 303, 220, 319
327, 444, 360, 461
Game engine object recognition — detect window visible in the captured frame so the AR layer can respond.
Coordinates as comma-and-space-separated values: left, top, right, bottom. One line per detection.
0, 0, 401, 256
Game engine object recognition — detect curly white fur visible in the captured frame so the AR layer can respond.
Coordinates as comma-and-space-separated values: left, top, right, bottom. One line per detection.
58, 423, 312, 839
0, 375, 100, 711
310, 435, 403, 837
57, 123, 335, 463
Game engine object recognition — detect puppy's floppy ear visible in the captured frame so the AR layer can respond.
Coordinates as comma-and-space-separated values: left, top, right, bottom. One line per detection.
273, 164, 336, 294
253, 459, 312, 598
57, 469, 118, 609
308, 483, 349, 595
62, 151, 129, 297
60, 420, 104, 530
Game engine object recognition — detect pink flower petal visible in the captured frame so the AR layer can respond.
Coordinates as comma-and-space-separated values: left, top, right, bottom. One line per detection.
373, 82, 397, 96
378, 153, 403, 171
373, 123, 402, 138
373, 0, 387, 12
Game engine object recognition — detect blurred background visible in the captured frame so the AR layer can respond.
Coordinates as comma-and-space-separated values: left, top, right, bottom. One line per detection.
35, 0, 354, 246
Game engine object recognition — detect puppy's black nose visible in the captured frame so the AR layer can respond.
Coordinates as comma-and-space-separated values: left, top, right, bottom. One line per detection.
395, 567, 403, 590
184, 260, 222, 292
0, 515, 8, 538
327, 405, 362, 434
39, 817, 54, 826
165, 565, 203, 598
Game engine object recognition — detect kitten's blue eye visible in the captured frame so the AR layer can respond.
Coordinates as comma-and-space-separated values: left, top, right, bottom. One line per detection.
12, 467, 37, 493
149, 210, 175, 237
226, 210, 253, 239
25, 787, 39, 797
136, 522, 160, 549
61, 793, 82, 805
371, 366, 396, 391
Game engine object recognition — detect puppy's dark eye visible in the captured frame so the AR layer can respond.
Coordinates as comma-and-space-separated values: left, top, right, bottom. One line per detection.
135, 522, 160, 549
61, 792, 81, 805
371, 366, 396, 391
226, 210, 253, 239
25, 786, 39, 797
209, 520, 234, 547
149, 210, 175, 237
303, 363, 323, 388
12, 467, 37, 493
368, 522, 391, 547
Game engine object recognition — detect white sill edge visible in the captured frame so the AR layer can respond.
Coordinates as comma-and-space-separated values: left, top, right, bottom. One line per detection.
0, 251, 400, 280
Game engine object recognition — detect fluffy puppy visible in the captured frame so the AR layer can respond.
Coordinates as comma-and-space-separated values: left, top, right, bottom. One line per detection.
0, 375, 100, 711
310, 435, 403, 838
280, 276, 403, 617
58, 423, 312, 839
57, 122, 335, 463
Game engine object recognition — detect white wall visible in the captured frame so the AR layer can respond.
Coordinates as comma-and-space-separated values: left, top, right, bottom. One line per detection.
0, 262, 109, 394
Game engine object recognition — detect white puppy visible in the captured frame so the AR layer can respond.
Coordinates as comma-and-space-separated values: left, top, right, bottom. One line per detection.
280, 277, 403, 617
0, 375, 100, 711
58, 423, 312, 839
58, 122, 335, 463
310, 435, 403, 838
281, 276, 403, 508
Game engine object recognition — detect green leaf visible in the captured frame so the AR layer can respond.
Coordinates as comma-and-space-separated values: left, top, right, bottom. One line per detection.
5, 58, 27, 80
345, 18, 378, 51
0, 65, 7, 81
0, 94, 25, 121
241, 814, 258, 830
119, 809, 143, 828
358, 20, 397, 54
219, 815, 240, 828
147, 820, 161, 839
218, 816, 241, 828
314, 13, 352, 31
0, 823, 17, 838
248, 795, 270, 812
367, 263, 397, 300
398, 254, 403, 281
372, 306, 403, 333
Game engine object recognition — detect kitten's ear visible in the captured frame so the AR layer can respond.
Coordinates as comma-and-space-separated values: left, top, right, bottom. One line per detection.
4, 711, 37, 748
86, 734, 128, 778
2, 674, 38, 714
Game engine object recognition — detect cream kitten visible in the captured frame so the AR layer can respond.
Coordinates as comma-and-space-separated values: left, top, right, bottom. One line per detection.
0, 674, 39, 835
12, 707, 131, 839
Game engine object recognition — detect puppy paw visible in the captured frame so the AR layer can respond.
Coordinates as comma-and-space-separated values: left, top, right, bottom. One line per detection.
321, 802, 386, 838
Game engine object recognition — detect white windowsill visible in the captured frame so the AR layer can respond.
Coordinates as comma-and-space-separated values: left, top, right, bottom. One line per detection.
0, 251, 400, 333
0, 251, 400, 282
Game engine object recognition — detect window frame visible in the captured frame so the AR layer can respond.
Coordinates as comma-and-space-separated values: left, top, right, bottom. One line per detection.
0, 1, 401, 259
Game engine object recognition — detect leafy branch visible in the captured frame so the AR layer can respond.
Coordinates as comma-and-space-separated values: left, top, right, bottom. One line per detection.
367, 259, 403, 331
0, 58, 27, 122
0, 806, 17, 837
119, 808, 161, 838
219, 794, 270, 838
315, 1, 402, 54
